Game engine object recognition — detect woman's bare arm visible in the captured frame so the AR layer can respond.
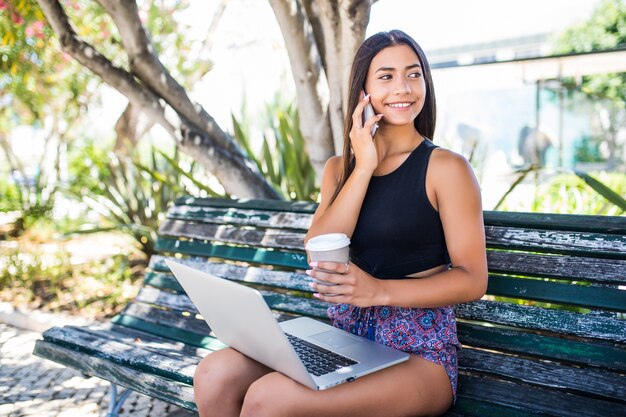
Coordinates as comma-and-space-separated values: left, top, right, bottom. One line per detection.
304, 156, 372, 243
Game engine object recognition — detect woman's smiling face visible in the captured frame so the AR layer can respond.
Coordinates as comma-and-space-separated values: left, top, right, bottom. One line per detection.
364, 44, 426, 128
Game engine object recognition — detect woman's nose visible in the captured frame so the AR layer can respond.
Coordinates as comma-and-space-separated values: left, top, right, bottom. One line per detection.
393, 78, 411, 94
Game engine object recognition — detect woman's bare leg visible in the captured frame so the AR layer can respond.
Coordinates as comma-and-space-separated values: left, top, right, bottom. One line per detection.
193, 348, 272, 417
240, 354, 453, 417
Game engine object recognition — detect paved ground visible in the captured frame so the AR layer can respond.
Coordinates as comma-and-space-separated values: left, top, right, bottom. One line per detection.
0, 322, 197, 417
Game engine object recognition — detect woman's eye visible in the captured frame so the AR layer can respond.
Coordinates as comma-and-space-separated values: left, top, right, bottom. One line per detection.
409, 72, 422, 78
379, 74, 392, 80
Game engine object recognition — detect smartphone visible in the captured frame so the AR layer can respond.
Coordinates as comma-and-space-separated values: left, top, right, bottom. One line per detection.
362, 96, 378, 137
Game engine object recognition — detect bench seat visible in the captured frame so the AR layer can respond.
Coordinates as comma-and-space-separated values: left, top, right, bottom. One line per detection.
34, 197, 626, 416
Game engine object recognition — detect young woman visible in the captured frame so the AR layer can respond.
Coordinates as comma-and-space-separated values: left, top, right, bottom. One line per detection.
193, 30, 488, 417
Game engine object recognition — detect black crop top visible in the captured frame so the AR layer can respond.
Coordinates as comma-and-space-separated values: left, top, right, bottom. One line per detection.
350, 139, 450, 279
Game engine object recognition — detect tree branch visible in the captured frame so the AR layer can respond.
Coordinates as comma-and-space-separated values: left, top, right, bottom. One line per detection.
113, 0, 229, 154
37, 0, 178, 139
95, 0, 243, 158
195, 0, 229, 63
0, 134, 25, 174
302, 0, 327, 73
37, 0, 281, 199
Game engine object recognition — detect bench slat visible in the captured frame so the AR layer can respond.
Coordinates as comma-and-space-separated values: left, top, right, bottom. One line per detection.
455, 374, 626, 417
122, 300, 303, 332
457, 322, 626, 371
158, 220, 305, 251
175, 197, 318, 213
149, 256, 312, 292
486, 226, 626, 258
39, 326, 199, 384
155, 237, 308, 269
487, 251, 626, 284
33, 340, 197, 411
456, 300, 626, 342
98, 322, 211, 358
145, 268, 311, 294
458, 348, 625, 402
112, 314, 226, 350
122, 301, 211, 335
167, 205, 313, 230
449, 397, 540, 417
483, 210, 626, 234
134, 287, 329, 320
486, 274, 626, 312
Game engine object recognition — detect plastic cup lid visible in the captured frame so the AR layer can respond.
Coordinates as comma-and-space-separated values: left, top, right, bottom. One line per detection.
305, 233, 350, 251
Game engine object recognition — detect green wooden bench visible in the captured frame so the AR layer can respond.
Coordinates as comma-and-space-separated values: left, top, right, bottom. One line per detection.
33, 197, 626, 416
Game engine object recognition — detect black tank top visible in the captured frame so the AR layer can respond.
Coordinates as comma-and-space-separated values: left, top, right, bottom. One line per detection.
350, 139, 450, 279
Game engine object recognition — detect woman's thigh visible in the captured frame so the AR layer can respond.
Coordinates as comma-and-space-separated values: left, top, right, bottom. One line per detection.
242, 354, 453, 417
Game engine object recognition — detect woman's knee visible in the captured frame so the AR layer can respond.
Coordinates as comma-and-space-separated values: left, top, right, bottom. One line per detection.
241, 373, 297, 417
193, 348, 252, 404
194, 349, 237, 387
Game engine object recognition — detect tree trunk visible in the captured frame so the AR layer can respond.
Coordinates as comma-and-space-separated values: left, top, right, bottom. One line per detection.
37, 0, 280, 199
270, 0, 372, 180
312, 0, 371, 155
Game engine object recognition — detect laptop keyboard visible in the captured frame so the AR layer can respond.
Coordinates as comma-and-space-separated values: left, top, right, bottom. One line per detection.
286, 333, 358, 377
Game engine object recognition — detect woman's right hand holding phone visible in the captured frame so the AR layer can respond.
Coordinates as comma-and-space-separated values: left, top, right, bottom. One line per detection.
350, 93, 383, 174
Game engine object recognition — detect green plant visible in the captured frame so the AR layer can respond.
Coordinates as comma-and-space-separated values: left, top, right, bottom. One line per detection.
232, 99, 319, 202
0, 247, 72, 302
495, 167, 626, 215
0, 166, 57, 231
0, 177, 20, 212
64, 142, 225, 257
0, 245, 140, 318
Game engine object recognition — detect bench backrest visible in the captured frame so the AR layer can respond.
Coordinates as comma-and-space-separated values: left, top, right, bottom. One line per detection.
112, 197, 626, 401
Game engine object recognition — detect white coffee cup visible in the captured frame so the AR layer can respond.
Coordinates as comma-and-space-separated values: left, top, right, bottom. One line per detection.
305, 233, 350, 294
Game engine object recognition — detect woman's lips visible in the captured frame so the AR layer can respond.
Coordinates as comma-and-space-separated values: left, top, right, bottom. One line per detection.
386, 102, 414, 111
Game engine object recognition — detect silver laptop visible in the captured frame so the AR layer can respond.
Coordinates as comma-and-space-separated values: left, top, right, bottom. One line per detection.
166, 260, 409, 390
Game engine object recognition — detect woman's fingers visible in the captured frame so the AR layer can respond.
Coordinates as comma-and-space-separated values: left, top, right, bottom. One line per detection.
307, 261, 358, 299
351, 93, 370, 128
364, 113, 384, 135
310, 261, 350, 275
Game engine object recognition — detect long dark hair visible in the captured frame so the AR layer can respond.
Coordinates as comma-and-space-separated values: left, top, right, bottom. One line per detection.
330, 30, 436, 204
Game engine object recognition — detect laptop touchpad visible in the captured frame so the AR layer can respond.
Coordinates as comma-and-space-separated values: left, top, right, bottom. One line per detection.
310, 331, 359, 349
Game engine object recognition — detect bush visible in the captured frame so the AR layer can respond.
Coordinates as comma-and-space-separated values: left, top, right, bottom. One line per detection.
0, 177, 21, 212
0, 245, 141, 319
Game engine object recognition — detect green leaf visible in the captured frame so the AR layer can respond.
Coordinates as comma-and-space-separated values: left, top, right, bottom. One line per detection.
261, 136, 277, 183
155, 150, 223, 198
574, 170, 626, 211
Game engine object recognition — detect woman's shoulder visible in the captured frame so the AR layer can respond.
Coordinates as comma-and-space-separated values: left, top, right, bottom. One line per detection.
430, 144, 471, 168
323, 155, 343, 180
325, 155, 343, 169
429, 144, 475, 181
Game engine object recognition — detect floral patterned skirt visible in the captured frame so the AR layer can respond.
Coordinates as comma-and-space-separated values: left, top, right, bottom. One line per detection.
327, 303, 461, 399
